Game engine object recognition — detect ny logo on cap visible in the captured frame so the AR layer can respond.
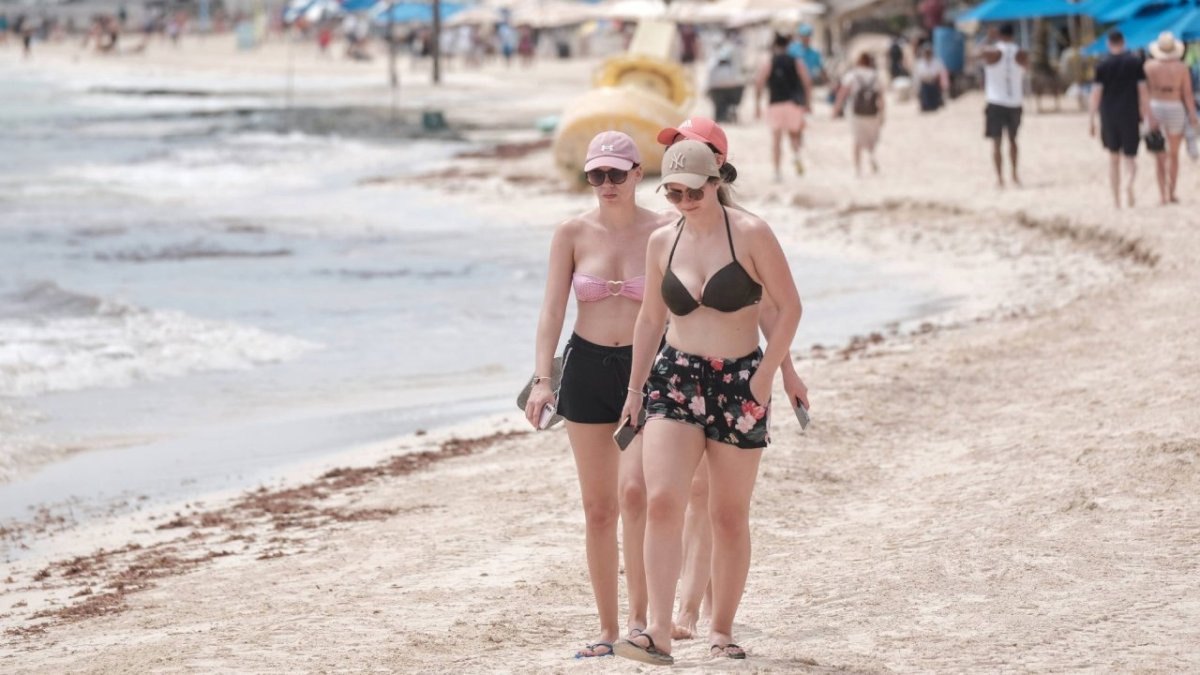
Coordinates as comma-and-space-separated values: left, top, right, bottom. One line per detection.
669, 154, 686, 170
601, 144, 615, 152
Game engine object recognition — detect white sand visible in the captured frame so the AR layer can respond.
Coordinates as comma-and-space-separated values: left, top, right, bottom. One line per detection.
2, 36, 1199, 673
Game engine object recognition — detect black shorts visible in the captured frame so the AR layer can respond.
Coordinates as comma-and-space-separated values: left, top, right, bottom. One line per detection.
644, 344, 770, 450
1100, 116, 1140, 156
985, 103, 1022, 140
556, 333, 631, 425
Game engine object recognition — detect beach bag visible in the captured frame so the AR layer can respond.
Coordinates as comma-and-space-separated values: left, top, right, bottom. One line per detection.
852, 73, 880, 116
1144, 129, 1166, 154
515, 356, 565, 429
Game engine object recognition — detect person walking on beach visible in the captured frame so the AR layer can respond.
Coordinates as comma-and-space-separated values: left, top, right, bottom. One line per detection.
1089, 30, 1150, 209
755, 33, 812, 181
614, 140, 802, 665
982, 24, 1028, 188
834, 52, 886, 176
1144, 32, 1199, 204
655, 117, 809, 642
524, 131, 671, 659
915, 43, 949, 113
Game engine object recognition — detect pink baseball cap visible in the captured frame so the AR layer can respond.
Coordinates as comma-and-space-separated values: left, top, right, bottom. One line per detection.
584, 131, 642, 172
656, 117, 729, 156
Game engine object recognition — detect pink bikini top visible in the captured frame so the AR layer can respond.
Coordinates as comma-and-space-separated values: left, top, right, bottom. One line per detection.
572, 272, 645, 302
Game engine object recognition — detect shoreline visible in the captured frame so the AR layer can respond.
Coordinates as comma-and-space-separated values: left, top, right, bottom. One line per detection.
3, 36, 1199, 672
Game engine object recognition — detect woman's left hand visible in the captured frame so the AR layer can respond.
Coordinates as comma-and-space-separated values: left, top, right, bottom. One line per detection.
748, 369, 773, 406
783, 369, 809, 410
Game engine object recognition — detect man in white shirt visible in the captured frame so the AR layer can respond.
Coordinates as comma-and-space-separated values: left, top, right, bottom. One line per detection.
982, 24, 1029, 187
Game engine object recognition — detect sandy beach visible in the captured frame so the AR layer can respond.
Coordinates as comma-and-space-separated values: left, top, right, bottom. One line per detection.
2, 35, 1199, 673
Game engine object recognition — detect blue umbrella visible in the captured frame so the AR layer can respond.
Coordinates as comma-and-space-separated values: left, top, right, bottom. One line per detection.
957, 0, 1088, 23
1084, 4, 1200, 54
372, 1, 467, 24
1084, 0, 1175, 24
341, 0, 381, 11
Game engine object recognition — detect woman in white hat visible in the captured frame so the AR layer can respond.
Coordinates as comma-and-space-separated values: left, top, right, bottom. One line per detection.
1144, 31, 1199, 204
614, 141, 802, 665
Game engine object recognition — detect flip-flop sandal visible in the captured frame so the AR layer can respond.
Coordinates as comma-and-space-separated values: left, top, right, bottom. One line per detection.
615, 633, 675, 666
710, 643, 747, 659
574, 641, 614, 659
627, 627, 645, 638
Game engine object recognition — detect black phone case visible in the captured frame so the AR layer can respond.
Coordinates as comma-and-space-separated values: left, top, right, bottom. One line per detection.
614, 409, 648, 450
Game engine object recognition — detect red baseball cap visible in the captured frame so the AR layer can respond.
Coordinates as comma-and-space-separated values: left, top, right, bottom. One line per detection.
656, 116, 729, 156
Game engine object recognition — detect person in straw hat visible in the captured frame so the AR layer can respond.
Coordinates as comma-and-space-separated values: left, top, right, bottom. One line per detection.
1144, 31, 1199, 204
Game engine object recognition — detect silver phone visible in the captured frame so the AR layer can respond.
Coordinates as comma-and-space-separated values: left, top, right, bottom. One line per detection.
793, 397, 810, 430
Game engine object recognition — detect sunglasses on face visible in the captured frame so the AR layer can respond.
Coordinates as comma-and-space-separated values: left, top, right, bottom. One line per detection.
585, 167, 633, 186
663, 184, 708, 204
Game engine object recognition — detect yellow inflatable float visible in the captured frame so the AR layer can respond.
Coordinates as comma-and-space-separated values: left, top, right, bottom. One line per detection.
553, 21, 693, 179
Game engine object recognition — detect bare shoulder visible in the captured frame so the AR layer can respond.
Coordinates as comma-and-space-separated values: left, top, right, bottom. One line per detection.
728, 208, 774, 238
981, 46, 1001, 64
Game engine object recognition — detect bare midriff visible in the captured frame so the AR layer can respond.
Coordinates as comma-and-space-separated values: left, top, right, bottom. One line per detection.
664, 305, 761, 359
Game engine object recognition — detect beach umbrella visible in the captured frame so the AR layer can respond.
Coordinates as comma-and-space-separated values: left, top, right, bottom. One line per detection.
284, 0, 345, 22
956, 0, 1088, 23
1083, 3, 1200, 53
340, 0, 382, 10
445, 5, 504, 25
1083, 0, 1182, 24
371, 1, 468, 24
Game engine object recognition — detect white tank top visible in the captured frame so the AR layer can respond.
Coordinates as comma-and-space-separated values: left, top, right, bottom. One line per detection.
984, 42, 1025, 108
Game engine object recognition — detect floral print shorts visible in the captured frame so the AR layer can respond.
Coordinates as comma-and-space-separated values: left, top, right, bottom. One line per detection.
644, 344, 770, 449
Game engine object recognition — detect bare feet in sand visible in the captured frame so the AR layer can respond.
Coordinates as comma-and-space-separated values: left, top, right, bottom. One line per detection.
672, 610, 698, 640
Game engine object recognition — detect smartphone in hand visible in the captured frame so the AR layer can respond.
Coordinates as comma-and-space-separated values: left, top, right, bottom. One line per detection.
793, 396, 810, 430
613, 409, 647, 450
538, 403, 557, 430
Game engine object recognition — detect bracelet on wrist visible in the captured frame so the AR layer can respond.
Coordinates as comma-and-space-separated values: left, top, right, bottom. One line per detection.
532, 376, 550, 384
627, 387, 644, 396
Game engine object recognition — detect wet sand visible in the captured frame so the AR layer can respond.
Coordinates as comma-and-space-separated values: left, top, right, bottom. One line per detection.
2, 37, 1199, 672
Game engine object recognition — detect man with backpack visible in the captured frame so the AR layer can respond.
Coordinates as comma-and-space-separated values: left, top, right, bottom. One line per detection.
755, 33, 813, 181
834, 52, 886, 176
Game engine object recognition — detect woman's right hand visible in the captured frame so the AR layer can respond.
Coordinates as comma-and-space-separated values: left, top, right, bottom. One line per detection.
523, 381, 555, 429
618, 391, 643, 432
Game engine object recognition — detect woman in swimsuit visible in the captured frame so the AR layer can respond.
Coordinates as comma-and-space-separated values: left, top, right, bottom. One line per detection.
524, 131, 673, 659
655, 117, 809, 642
1144, 31, 1199, 204
615, 141, 802, 665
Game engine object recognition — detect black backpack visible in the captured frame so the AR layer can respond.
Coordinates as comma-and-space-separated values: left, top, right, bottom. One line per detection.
852, 73, 879, 116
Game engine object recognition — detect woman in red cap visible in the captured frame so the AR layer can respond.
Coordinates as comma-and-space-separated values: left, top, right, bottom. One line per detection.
656, 116, 809, 641
525, 131, 675, 658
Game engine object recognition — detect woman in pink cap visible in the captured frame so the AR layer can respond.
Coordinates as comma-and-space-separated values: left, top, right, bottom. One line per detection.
656, 117, 810, 643
525, 131, 674, 658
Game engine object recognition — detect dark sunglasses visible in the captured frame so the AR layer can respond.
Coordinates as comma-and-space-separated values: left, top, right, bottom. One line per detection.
663, 184, 708, 204
585, 165, 637, 186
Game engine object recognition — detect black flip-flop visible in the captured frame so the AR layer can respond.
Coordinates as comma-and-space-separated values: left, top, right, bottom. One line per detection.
574, 641, 614, 659
615, 633, 674, 666
710, 642, 747, 659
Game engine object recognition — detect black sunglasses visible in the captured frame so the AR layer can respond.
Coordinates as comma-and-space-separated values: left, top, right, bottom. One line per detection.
585, 165, 638, 186
663, 184, 708, 204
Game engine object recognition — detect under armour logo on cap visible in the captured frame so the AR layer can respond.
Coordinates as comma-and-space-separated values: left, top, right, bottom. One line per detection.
681, 119, 693, 128
584, 131, 641, 173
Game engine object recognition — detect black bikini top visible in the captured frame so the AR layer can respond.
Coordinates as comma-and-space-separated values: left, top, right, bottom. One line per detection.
661, 208, 762, 316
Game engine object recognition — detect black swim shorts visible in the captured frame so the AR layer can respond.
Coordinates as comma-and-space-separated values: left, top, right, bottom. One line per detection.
985, 103, 1022, 140
557, 333, 631, 425
644, 344, 770, 450
1100, 115, 1140, 157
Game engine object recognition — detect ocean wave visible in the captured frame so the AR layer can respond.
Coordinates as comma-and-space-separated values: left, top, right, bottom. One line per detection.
0, 282, 319, 398
96, 240, 292, 263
